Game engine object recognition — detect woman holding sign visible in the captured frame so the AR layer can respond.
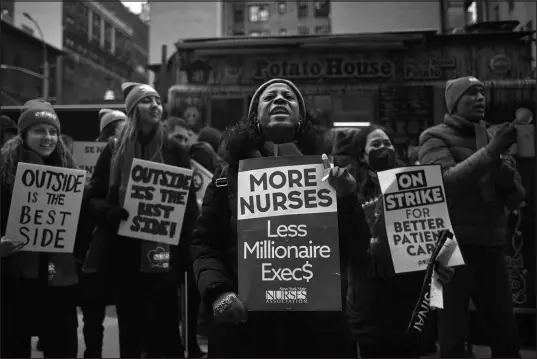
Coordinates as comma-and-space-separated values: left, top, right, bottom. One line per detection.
336, 125, 453, 358
191, 79, 360, 358
0, 99, 80, 358
87, 82, 199, 358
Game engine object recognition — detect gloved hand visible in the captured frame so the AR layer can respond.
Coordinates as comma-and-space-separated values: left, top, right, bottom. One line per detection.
105, 206, 130, 228
1, 236, 25, 258
434, 261, 455, 285
322, 154, 357, 197
212, 292, 248, 324
487, 122, 517, 158
492, 156, 517, 188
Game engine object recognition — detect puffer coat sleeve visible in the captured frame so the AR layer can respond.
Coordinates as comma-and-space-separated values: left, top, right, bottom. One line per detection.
190, 168, 235, 310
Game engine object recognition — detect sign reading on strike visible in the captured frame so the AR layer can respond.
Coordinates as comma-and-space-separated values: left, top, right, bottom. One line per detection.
72, 141, 107, 178
118, 159, 193, 245
377, 165, 465, 273
190, 159, 212, 207
237, 156, 341, 311
6, 163, 87, 253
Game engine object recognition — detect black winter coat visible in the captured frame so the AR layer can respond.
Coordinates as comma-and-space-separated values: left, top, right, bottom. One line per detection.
191, 162, 364, 358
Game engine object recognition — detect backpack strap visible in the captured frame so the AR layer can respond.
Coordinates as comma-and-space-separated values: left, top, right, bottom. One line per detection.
213, 164, 230, 213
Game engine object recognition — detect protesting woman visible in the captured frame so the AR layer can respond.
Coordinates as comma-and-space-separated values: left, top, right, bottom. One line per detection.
191, 79, 359, 358
87, 82, 199, 358
0, 99, 79, 358
96, 109, 127, 142
335, 125, 453, 358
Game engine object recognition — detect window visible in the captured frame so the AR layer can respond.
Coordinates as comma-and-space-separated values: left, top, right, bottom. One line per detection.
249, 4, 269, 22
314, 0, 330, 18
315, 25, 330, 34
104, 21, 112, 53
297, 1, 308, 18
494, 5, 500, 21
278, 2, 287, 15
279, 28, 287, 36
297, 26, 309, 35
233, 4, 244, 24
92, 12, 101, 43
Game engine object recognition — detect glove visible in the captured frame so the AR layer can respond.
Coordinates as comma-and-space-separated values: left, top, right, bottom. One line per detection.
322, 154, 357, 197
492, 156, 517, 189
434, 261, 455, 285
1, 236, 25, 258
105, 206, 129, 228
487, 122, 517, 158
212, 292, 248, 324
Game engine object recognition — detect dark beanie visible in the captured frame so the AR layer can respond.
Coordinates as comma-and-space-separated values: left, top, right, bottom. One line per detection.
17, 99, 61, 134
247, 78, 306, 122
198, 126, 222, 153
1, 114, 17, 135
121, 82, 160, 116
99, 108, 127, 132
445, 76, 484, 114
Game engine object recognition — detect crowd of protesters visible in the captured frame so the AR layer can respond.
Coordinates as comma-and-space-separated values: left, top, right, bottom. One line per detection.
0, 75, 528, 359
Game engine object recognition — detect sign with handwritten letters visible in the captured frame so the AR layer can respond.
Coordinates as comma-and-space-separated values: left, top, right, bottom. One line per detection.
6, 163, 87, 253
377, 165, 465, 273
237, 156, 341, 311
72, 142, 107, 178
118, 159, 193, 245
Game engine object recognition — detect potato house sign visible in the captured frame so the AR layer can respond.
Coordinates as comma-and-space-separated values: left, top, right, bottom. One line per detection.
252, 57, 395, 81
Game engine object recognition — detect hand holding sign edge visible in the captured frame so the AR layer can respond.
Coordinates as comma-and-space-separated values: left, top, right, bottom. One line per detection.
322, 154, 357, 197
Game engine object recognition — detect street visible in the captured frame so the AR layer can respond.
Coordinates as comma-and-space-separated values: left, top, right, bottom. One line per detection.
30, 306, 534, 358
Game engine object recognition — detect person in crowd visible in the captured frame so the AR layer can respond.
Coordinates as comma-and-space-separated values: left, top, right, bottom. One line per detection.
333, 125, 446, 358
0, 99, 79, 358
87, 82, 199, 358
75, 108, 127, 358
96, 109, 127, 142
419, 76, 525, 358
62, 134, 74, 154
166, 116, 197, 149
1, 114, 17, 147
191, 78, 358, 358
190, 126, 222, 173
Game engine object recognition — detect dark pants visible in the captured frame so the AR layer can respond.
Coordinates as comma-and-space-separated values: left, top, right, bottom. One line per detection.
182, 270, 204, 356
358, 343, 422, 358
0, 279, 78, 358
438, 245, 520, 358
115, 273, 184, 358
81, 303, 107, 358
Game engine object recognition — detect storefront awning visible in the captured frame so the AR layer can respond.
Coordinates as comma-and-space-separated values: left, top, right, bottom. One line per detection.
169, 79, 536, 96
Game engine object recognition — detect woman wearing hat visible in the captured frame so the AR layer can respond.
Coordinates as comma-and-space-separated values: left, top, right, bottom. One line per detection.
0, 99, 79, 358
87, 82, 199, 358
96, 109, 127, 142
191, 79, 361, 358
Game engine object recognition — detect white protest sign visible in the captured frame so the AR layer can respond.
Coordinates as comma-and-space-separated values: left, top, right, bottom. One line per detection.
190, 159, 212, 207
72, 141, 107, 178
6, 163, 87, 253
377, 165, 465, 273
118, 159, 193, 245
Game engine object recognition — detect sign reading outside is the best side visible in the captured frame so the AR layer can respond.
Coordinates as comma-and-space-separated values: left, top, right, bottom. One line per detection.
378, 165, 465, 273
237, 156, 341, 311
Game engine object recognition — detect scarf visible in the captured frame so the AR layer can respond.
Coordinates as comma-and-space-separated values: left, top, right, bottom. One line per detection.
448, 115, 496, 204
9, 150, 78, 286
110, 125, 171, 273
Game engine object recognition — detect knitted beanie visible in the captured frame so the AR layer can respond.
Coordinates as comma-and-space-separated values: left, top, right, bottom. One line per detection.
445, 76, 484, 114
197, 126, 222, 153
1, 114, 17, 135
247, 79, 306, 122
17, 99, 61, 134
99, 108, 127, 132
121, 82, 160, 116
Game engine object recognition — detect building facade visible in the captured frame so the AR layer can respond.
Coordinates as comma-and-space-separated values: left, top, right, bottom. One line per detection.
1, 0, 149, 105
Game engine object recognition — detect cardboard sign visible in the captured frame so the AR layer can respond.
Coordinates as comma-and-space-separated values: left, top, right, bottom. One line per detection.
377, 165, 465, 273
190, 159, 212, 207
72, 142, 107, 178
6, 163, 87, 253
237, 156, 341, 311
118, 159, 193, 245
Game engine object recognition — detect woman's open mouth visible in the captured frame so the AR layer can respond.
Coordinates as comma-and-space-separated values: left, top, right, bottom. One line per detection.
270, 107, 290, 116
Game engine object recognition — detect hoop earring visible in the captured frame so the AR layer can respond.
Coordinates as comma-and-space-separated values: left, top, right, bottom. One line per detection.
257, 121, 262, 134
297, 119, 303, 132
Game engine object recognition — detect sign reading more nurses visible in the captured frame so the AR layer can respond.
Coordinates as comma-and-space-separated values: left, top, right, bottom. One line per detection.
237, 156, 341, 311
378, 165, 465, 273
6, 163, 86, 253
